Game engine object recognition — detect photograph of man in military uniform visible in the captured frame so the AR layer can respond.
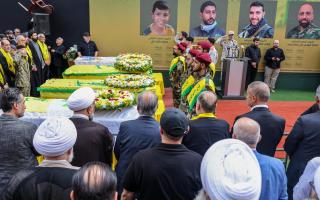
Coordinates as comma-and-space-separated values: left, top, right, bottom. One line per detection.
238, 0, 276, 39
189, 0, 228, 38
286, 2, 320, 39
140, 0, 177, 36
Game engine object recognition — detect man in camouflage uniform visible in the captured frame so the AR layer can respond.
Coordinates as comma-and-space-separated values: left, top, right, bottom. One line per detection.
287, 3, 320, 39
187, 53, 215, 119
13, 45, 32, 96
179, 49, 201, 115
169, 42, 187, 108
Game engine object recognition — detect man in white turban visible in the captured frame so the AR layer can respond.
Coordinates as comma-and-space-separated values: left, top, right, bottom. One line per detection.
2, 117, 79, 200
196, 138, 261, 200
67, 87, 113, 167
233, 117, 287, 200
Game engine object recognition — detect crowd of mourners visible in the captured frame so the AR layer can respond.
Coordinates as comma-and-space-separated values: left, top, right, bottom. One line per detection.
0, 23, 319, 199
0, 29, 98, 97
0, 81, 319, 200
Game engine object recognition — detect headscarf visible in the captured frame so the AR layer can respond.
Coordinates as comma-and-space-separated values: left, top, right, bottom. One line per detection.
201, 139, 262, 200
67, 87, 96, 111
33, 116, 77, 157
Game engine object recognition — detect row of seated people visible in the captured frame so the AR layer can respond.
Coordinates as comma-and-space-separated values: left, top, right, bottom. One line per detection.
0, 81, 319, 200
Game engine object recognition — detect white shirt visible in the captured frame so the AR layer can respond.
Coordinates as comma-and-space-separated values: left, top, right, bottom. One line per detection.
293, 157, 320, 200
72, 113, 89, 120
251, 104, 269, 111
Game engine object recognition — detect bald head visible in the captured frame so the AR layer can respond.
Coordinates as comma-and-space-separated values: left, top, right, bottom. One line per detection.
137, 91, 158, 116
71, 162, 117, 200
197, 91, 217, 113
298, 3, 314, 27
233, 117, 261, 148
247, 81, 270, 103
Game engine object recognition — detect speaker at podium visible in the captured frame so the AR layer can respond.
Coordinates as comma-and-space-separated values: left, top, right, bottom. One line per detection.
221, 58, 248, 100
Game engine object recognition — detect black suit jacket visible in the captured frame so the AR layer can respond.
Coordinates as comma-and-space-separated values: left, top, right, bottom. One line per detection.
301, 103, 319, 116
70, 117, 113, 167
233, 107, 285, 157
284, 111, 320, 195
182, 117, 230, 156
114, 116, 160, 193
0, 53, 15, 87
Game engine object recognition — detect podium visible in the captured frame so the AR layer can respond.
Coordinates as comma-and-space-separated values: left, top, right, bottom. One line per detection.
221, 58, 248, 99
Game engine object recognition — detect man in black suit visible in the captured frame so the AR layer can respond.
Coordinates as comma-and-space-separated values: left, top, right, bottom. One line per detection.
301, 85, 320, 116
67, 87, 113, 167
233, 81, 285, 157
245, 37, 261, 88
284, 87, 320, 200
114, 91, 161, 198
182, 91, 230, 156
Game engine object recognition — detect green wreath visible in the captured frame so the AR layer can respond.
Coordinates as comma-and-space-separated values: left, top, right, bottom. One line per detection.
105, 74, 155, 89
114, 53, 153, 73
95, 89, 135, 110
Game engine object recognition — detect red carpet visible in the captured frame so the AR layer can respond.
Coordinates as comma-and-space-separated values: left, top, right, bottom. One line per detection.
163, 88, 315, 158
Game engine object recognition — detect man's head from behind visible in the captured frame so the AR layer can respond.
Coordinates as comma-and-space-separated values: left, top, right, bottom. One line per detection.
199, 139, 262, 200
1, 88, 26, 118
298, 3, 314, 28
67, 87, 96, 120
196, 91, 217, 115
160, 108, 189, 142
33, 116, 77, 162
200, 1, 217, 25
315, 85, 320, 108
71, 162, 117, 200
233, 117, 261, 149
249, 1, 265, 26
246, 81, 270, 107
137, 91, 158, 116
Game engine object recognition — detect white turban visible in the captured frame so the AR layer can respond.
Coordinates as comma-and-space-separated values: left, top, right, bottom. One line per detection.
201, 139, 261, 200
67, 87, 96, 111
33, 116, 77, 157
314, 167, 320, 197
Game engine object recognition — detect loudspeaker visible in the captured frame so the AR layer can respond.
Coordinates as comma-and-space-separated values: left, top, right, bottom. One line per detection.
32, 13, 50, 35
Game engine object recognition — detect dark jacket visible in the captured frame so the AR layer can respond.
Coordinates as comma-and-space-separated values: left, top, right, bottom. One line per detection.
301, 103, 319, 116
114, 116, 161, 194
264, 47, 285, 69
78, 40, 98, 57
233, 107, 285, 157
284, 111, 320, 199
0, 52, 15, 87
0, 114, 38, 192
1, 166, 77, 200
70, 117, 113, 167
182, 117, 230, 156
245, 44, 261, 67
51, 45, 67, 68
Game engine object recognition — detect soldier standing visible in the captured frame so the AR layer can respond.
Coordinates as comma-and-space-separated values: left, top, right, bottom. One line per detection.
169, 42, 187, 108
13, 45, 32, 96
186, 53, 215, 119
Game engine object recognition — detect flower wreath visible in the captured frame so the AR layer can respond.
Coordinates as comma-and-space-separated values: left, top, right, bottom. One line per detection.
114, 53, 153, 73
95, 89, 135, 110
105, 74, 155, 89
